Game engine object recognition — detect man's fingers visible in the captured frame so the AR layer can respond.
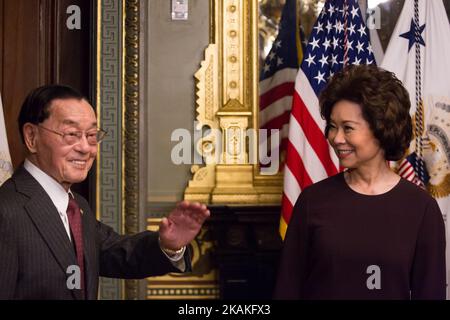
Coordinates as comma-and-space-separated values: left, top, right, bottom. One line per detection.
181, 201, 201, 209
175, 201, 208, 214
187, 207, 209, 219
176, 200, 190, 209
192, 209, 210, 224
159, 217, 169, 233
169, 202, 210, 226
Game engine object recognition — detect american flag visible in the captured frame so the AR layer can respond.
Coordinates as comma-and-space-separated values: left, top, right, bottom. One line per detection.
395, 153, 427, 187
259, 0, 303, 169
280, 0, 376, 239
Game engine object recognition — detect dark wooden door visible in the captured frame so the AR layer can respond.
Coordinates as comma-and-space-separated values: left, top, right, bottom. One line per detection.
0, 0, 92, 199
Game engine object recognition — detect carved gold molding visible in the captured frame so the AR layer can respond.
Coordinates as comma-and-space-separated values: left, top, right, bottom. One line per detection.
184, 0, 283, 205
124, 0, 140, 300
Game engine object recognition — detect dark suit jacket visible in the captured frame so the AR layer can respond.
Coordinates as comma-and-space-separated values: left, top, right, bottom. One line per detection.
0, 166, 191, 300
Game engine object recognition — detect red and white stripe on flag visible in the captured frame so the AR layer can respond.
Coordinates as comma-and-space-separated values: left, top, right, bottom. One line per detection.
258, 0, 303, 168
280, 71, 340, 237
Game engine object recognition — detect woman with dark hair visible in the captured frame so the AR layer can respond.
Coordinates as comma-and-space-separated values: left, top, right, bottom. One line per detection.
274, 65, 446, 300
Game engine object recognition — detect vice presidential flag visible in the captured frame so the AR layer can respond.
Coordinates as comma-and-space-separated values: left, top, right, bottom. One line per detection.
381, 0, 450, 298
0, 92, 13, 186
280, 0, 376, 239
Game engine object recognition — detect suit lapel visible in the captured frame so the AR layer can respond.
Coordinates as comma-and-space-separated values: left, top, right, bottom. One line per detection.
14, 166, 84, 300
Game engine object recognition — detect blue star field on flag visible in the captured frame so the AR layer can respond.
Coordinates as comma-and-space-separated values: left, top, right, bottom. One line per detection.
260, 0, 302, 81
301, 0, 376, 96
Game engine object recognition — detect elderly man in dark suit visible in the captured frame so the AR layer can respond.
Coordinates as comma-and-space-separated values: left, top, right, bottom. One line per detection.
0, 85, 210, 300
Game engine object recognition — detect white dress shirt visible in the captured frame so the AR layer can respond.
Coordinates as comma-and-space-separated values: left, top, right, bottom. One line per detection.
24, 159, 72, 240
23, 159, 186, 270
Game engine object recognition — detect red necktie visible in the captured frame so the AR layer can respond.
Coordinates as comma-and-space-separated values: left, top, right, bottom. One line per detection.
67, 196, 85, 298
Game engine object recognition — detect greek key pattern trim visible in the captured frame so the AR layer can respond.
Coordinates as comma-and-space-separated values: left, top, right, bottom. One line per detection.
98, 0, 123, 300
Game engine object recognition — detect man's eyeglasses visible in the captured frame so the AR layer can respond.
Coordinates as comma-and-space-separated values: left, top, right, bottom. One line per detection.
38, 125, 107, 145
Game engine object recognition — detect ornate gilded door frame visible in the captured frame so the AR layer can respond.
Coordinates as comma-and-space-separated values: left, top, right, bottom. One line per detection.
184, 0, 284, 205
94, 0, 140, 300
